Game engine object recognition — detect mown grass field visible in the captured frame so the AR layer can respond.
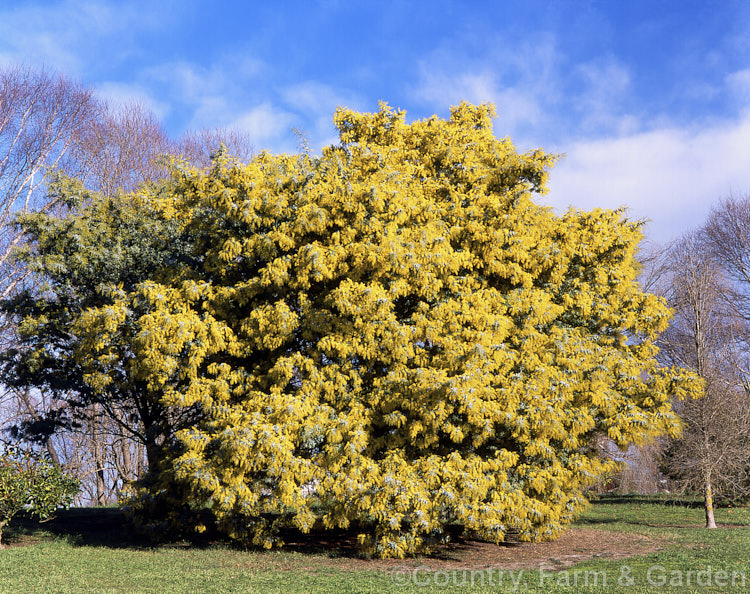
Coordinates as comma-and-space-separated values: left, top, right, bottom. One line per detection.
0, 495, 748, 593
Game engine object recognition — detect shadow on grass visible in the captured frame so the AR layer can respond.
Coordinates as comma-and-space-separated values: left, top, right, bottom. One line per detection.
6, 507, 146, 549
11, 495, 742, 555
274, 523, 525, 561
6, 508, 526, 559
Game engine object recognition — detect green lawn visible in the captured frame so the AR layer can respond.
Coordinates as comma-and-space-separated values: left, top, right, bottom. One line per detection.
1, 496, 748, 593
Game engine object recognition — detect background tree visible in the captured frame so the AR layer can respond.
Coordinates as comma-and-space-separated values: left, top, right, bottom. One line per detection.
178, 127, 254, 170
705, 194, 750, 382
0, 179, 198, 503
0, 65, 99, 300
0, 65, 100, 496
703, 194, 750, 501
658, 231, 750, 527
71, 101, 173, 197
72, 103, 255, 197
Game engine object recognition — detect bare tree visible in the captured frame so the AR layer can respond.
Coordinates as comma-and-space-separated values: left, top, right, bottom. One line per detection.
637, 239, 672, 295
178, 126, 254, 169
0, 65, 100, 489
705, 194, 750, 383
0, 65, 99, 298
71, 101, 174, 197
71, 106, 255, 195
658, 230, 750, 527
0, 68, 158, 503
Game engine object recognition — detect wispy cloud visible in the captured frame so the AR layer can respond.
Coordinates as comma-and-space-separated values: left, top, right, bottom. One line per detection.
409, 34, 647, 150
409, 35, 559, 147
94, 82, 170, 119
144, 57, 263, 106
726, 68, 750, 104
410, 32, 750, 245
0, 0, 177, 75
282, 81, 353, 115
546, 111, 750, 244
281, 81, 366, 149
230, 103, 297, 152
570, 57, 640, 136
413, 69, 544, 140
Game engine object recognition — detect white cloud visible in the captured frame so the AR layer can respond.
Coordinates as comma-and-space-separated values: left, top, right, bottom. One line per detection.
571, 57, 640, 136
283, 81, 349, 114
408, 35, 585, 151
727, 68, 750, 100
409, 36, 750, 245
412, 67, 554, 154
281, 81, 366, 150
575, 58, 631, 103
410, 40, 645, 150
145, 62, 222, 104
413, 69, 544, 133
141, 57, 270, 132
94, 82, 170, 119
230, 103, 297, 151
145, 56, 264, 104
545, 113, 750, 244
0, 0, 175, 75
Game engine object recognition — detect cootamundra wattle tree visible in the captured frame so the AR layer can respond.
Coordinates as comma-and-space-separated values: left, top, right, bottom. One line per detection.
14, 103, 700, 557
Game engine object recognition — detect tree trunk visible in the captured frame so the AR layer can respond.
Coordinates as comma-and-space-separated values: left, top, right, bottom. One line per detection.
18, 388, 61, 465
91, 407, 107, 506
118, 437, 132, 495
0, 519, 6, 548
705, 478, 717, 528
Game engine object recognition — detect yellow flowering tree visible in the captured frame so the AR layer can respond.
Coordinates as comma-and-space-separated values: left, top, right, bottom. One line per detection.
68, 103, 697, 557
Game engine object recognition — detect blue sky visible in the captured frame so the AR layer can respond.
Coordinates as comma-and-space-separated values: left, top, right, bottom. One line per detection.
1, 0, 749, 244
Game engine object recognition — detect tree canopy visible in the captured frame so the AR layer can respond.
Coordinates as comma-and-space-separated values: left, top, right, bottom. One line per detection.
0, 176, 196, 467
3, 102, 699, 557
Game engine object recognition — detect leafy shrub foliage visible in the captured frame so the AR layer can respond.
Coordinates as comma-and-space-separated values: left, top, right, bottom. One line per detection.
0, 448, 79, 546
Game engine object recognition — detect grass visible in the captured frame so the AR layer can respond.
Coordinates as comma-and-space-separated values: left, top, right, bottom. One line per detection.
547, 496, 750, 593
0, 496, 749, 592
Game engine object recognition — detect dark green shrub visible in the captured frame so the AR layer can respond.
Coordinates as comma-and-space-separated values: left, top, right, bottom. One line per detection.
0, 448, 79, 546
